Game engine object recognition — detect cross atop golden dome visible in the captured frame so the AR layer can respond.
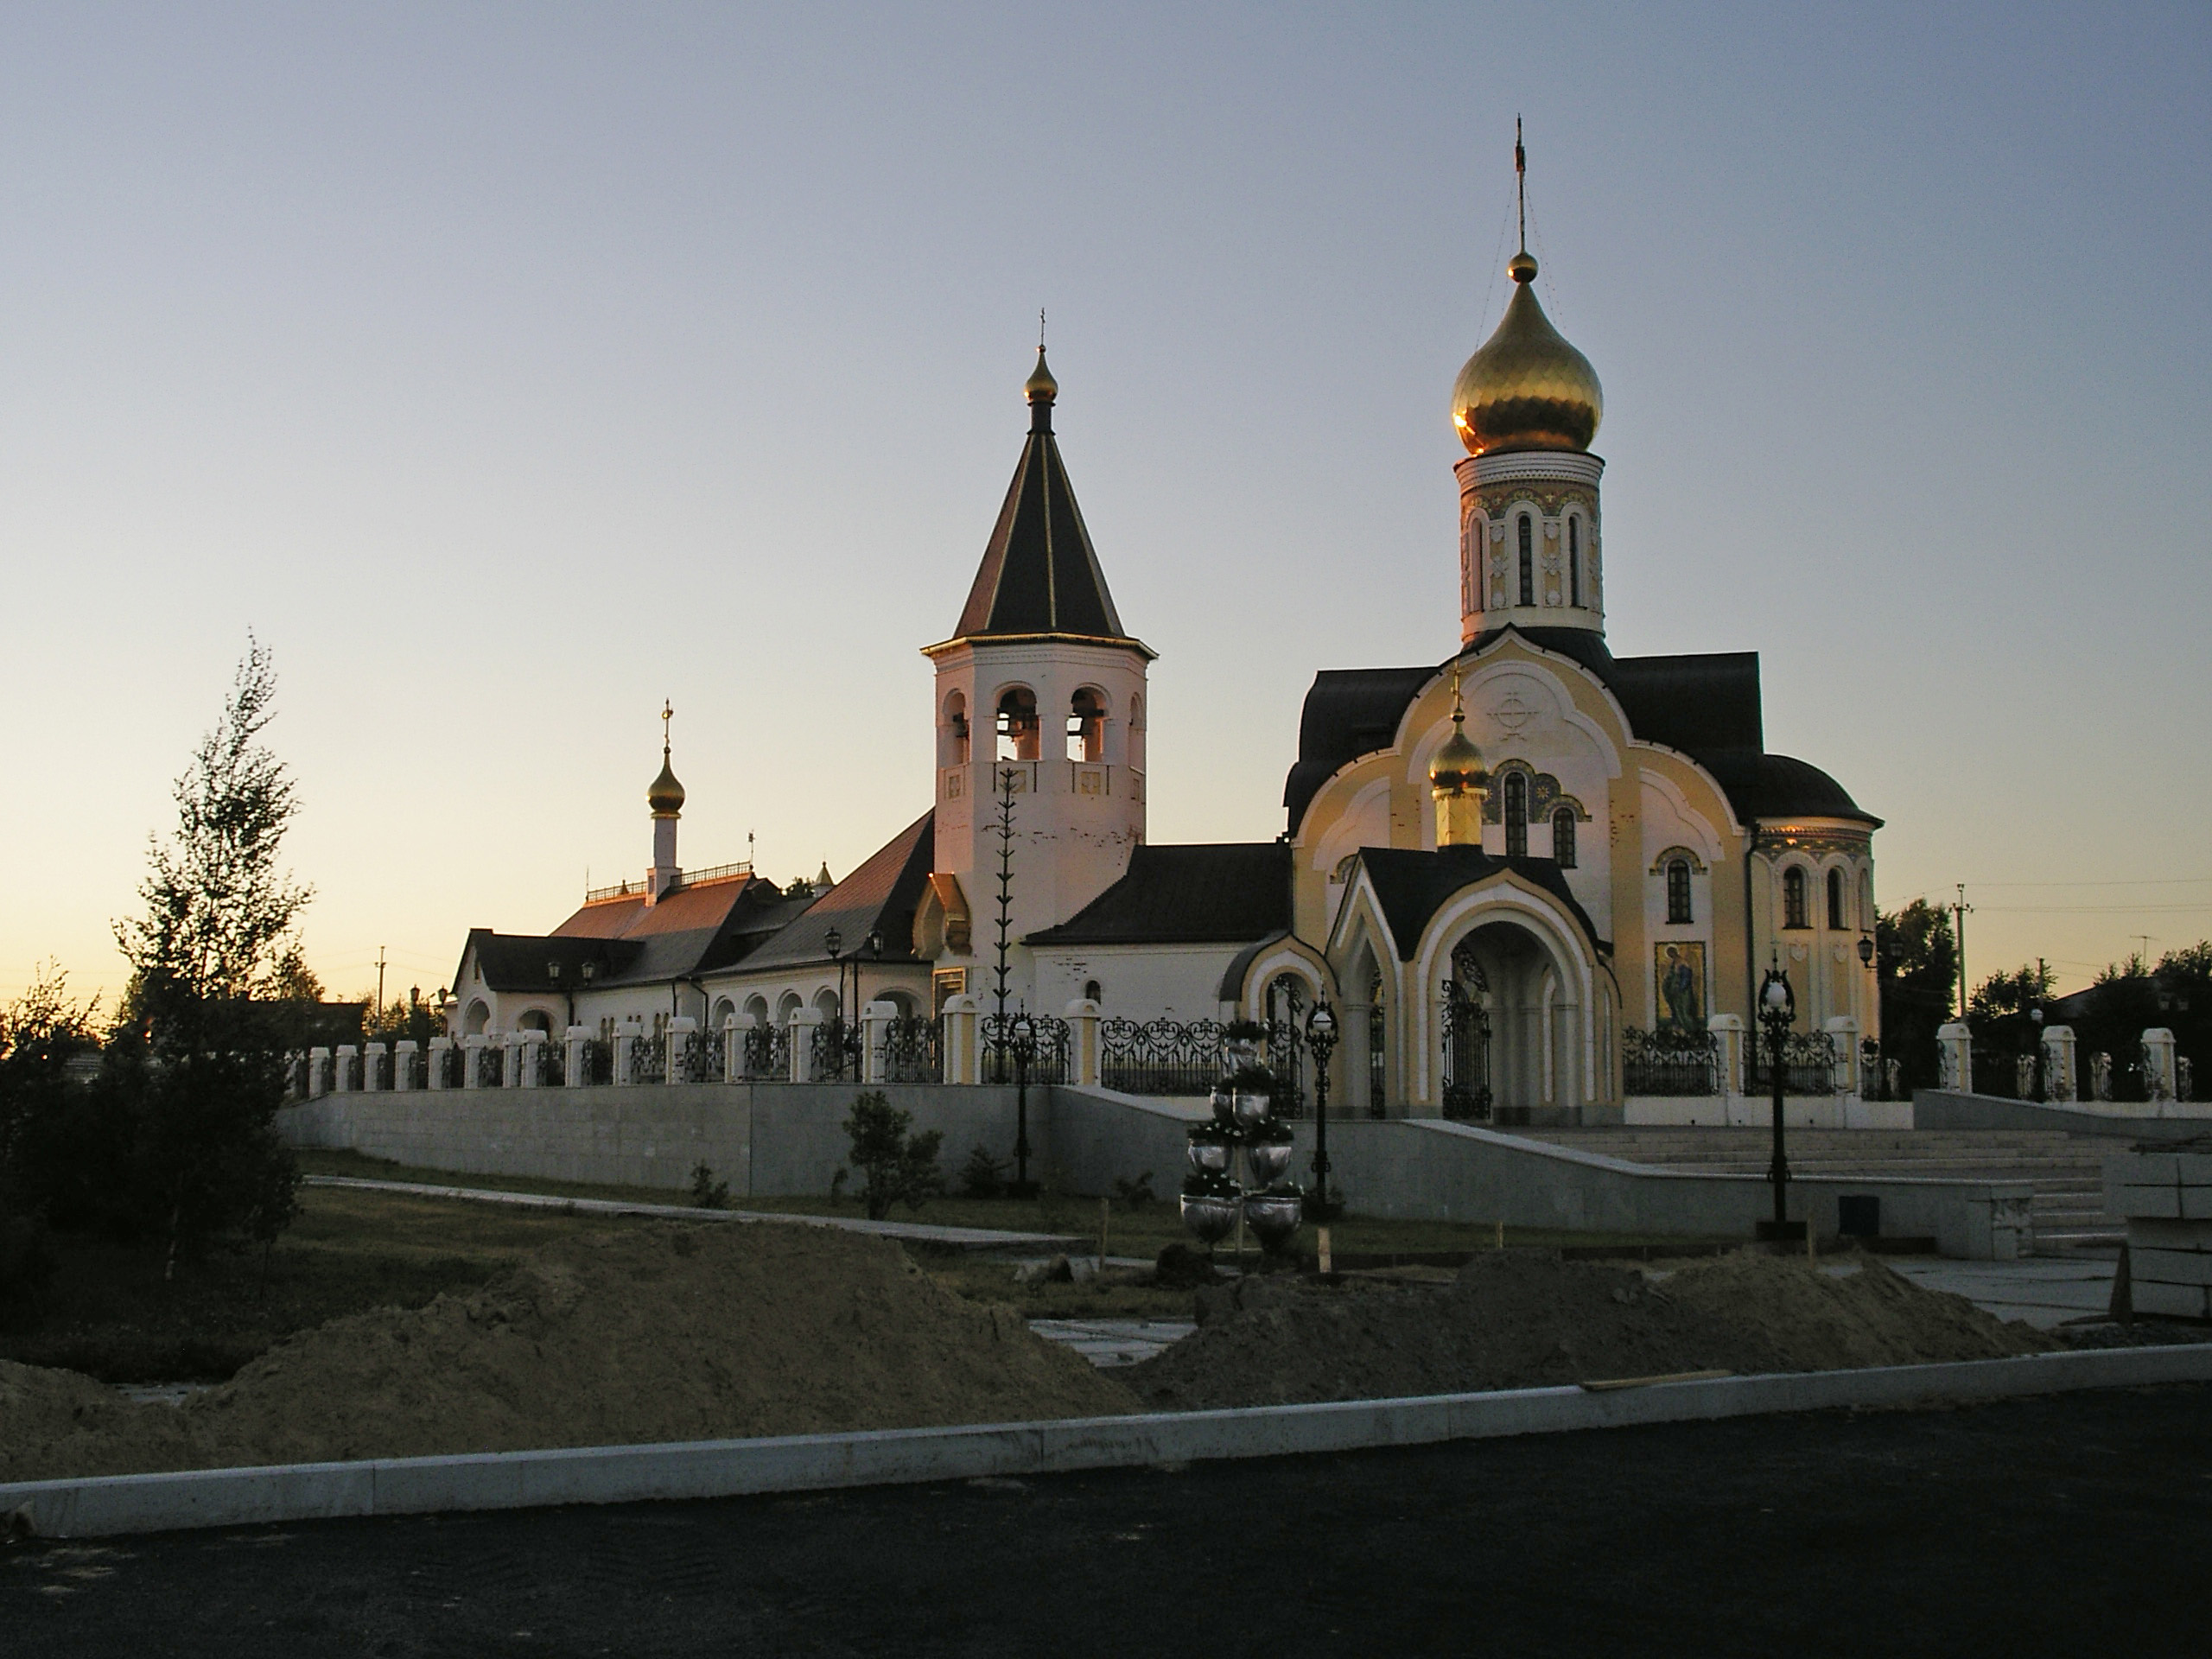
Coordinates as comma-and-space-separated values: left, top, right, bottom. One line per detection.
647, 700, 685, 817
1450, 127, 1603, 457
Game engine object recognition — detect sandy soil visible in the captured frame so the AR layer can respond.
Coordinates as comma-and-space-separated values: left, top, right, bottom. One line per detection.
1122, 1249, 2058, 1411
2, 1222, 1135, 1484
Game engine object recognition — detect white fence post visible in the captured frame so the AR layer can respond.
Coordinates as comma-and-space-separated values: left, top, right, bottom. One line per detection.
1707, 1014, 1745, 1101
463, 1034, 489, 1089
1822, 1016, 1859, 1098
2144, 1028, 2177, 1106
565, 1026, 591, 1087
2042, 1025, 2076, 1102
334, 1045, 359, 1093
613, 1025, 639, 1086
1065, 997, 1102, 1089
722, 1016, 743, 1084
861, 1001, 895, 1084
308, 1046, 331, 1097
520, 1029, 548, 1087
667, 1016, 698, 1084
941, 995, 980, 1085
1936, 1021, 1973, 1093
393, 1039, 418, 1091
427, 1037, 452, 1090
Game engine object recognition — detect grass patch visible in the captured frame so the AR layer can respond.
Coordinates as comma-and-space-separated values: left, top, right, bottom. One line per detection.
0, 1186, 648, 1384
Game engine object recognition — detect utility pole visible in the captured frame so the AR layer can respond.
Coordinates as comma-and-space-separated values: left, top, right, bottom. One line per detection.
1952, 886, 1972, 1018
375, 946, 386, 1017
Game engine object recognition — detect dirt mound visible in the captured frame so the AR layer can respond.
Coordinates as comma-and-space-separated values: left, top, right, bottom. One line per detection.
1123, 1249, 2057, 1411
2, 1223, 1135, 1483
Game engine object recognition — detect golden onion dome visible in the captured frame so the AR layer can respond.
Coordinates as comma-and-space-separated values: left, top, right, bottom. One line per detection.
647, 752, 685, 816
1024, 346, 1058, 404
1430, 711, 1489, 796
1451, 250, 1603, 456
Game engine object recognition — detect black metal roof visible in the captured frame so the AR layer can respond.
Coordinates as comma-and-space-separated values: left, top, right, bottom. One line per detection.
1027, 842, 1294, 946
1354, 847, 1610, 962
949, 403, 1137, 645
1282, 626, 1876, 834
737, 812, 937, 970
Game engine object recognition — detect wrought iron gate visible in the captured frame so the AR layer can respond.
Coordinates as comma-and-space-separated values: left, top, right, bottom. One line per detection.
1439, 946, 1492, 1122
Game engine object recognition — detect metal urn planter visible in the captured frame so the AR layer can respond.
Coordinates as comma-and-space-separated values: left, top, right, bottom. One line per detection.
1179, 1036, 1302, 1265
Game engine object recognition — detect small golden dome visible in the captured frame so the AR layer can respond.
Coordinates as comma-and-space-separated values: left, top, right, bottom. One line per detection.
1024, 347, 1058, 404
1430, 711, 1489, 796
1452, 251, 1603, 456
647, 753, 685, 816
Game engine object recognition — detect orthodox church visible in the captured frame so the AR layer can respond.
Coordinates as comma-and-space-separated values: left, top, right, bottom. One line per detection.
448, 213, 1881, 1122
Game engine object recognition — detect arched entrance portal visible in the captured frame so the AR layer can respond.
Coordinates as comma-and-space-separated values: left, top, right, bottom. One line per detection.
1440, 940, 1491, 1120
1437, 918, 1582, 1123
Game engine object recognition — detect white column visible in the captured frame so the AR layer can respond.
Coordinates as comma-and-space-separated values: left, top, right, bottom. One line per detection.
941, 995, 980, 1085
721, 1016, 742, 1084
667, 1016, 697, 1084
1823, 1015, 1859, 1098
363, 1042, 387, 1092
499, 1035, 519, 1088
334, 1045, 358, 1092
2042, 1025, 2077, 1103
2143, 1028, 2177, 1105
427, 1037, 452, 1091
520, 1029, 548, 1087
463, 1033, 489, 1089
790, 1008, 822, 1083
613, 1027, 638, 1086
861, 1001, 896, 1084
1936, 1021, 1973, 1093
1709, 1014, 1746, 1101
308, 1046, 331, 1097
1065, 997, 1102, 1089
393, 1039, 418, 1091
564, 1026, 591, 1088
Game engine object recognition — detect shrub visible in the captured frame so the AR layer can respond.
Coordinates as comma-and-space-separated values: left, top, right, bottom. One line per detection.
1111, 1172, 1156, 1212
690, 1161, 731, 1210
958, 1145, 1009, 1199
842, 1092, 944, 1221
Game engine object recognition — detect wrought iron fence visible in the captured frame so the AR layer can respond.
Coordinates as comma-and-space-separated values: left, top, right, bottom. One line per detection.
631, 1034, 667, 1085
1439, 988, 1492, 1122
1265, 1020, 1308, 1120
435, 1044, 465, 1089
741, 1025, 788, 1082
810, 1019, 861, 1082
876, 1015, 943, 1084
1747, 1029, 1836, 1096
669, 1031, 713, 1084
1621, 1026, 1719, 1096
1100, 1016, 1225, 1096
982, 1014, 1070, 1084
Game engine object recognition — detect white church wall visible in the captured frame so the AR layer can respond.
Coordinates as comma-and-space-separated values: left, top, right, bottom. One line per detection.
1031, 944, 1241, 1023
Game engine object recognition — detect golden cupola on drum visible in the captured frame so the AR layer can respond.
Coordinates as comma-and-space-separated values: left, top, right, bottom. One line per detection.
1429, 672, 1489, 849
1452, 133, 1611, 647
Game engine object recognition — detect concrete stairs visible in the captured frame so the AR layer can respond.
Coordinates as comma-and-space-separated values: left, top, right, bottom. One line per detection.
1520, 1128, 2120, 1254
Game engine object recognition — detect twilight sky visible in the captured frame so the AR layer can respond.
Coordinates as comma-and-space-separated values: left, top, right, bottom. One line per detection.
3, 2, 2207, 1008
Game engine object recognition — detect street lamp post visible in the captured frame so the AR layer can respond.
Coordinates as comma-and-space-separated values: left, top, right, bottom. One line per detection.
1009, 1010, 1038, 1198
1306, 1001, 1339, 1222
2028, 1005, 2045, 1102
1756, 965, 1798, 1241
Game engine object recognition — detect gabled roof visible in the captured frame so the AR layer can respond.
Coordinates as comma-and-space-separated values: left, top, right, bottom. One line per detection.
732, 812, 937, 972
1282, 626, 1877, 834
1353, 846, 1609, 962
944, 395, 1143, 649
1027, 842, 1293, 946
449, 872, 796, 996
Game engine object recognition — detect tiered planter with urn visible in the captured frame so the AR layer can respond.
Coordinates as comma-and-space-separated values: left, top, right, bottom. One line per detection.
1179, 1026, 1304, 1262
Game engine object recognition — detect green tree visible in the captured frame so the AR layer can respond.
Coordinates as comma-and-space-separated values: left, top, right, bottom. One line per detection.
111, 639, 310, 1277
842, 1091, 944, 1221
1966, 961, 2056, 1097
0, 965, 100, 1319
1877, 899, 1957, 1092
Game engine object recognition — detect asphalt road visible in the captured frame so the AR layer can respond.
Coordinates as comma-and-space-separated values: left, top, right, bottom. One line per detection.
9, 1385, 2209, 1658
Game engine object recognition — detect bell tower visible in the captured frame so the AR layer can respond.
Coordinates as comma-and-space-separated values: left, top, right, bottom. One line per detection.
1451, 129, 1608, 645
920, 350, 1154, 966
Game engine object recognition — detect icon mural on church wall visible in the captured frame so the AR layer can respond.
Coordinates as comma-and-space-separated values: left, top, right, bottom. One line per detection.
1656, 942, 1706, 1033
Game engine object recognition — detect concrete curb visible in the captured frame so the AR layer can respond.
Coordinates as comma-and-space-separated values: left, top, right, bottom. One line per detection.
10, 1344, 2209, 1539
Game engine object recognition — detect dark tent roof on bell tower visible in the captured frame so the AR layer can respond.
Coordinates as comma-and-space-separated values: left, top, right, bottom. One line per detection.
944, 350, 1150, 654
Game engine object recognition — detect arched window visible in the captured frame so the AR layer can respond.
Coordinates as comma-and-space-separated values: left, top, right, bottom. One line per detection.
743, 994, 769, 1027
518, 1009, 552, 1034
1067, 688, 1106, 762
995, 686, 1039, 760
1083, 979, 1102, 1005
1827, 867, 1846, 931
464, 999, 490, 1037
1517, 514, 1535, 606
1667, 859, 1693, 925
1553, 807, 1577, 868
711, 996, 736, 1031
1783, 867, 1809, 930
1503, 772, 1528, 856
1567, 518, 1581, 607
943, 691, 969, 766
